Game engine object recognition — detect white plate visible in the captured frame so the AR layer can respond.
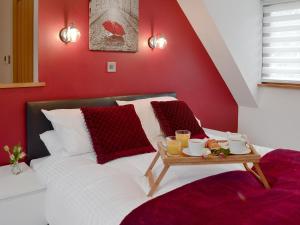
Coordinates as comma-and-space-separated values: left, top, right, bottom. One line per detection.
182, 148, 211, 157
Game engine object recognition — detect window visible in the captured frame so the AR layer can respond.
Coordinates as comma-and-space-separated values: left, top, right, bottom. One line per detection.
262, 0, 300, 84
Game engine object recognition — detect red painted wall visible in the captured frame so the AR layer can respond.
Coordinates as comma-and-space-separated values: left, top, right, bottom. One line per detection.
0, 0, 237, 165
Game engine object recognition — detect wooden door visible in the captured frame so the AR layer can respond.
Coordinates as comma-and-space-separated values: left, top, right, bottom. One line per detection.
13, 0, 34, 83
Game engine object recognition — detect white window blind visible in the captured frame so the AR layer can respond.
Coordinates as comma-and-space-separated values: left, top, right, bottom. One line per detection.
262, 0, 300, 83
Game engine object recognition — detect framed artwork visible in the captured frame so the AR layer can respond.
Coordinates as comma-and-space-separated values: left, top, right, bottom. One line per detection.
89, 0, 139, 52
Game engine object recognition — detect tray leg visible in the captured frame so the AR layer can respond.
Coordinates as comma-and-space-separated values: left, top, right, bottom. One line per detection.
147, 164, 170, 197
145, 152, 160, 176
243, 163, 271, 189
253, 163, 271, 189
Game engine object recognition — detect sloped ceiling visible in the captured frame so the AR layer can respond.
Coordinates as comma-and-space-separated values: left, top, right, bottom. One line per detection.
177, 0, 261, 107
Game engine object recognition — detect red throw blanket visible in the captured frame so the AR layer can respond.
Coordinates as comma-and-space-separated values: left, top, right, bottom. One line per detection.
121, 150, 300, 225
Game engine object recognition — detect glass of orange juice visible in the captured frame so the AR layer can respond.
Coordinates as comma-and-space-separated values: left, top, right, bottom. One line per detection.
166, 136, 182, 155
175, 130, 191, 148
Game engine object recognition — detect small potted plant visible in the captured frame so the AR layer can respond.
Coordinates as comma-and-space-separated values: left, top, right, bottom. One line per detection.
3, 144, 26, 175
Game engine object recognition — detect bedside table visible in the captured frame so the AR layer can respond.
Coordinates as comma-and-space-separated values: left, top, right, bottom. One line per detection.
0, 162, 47, 225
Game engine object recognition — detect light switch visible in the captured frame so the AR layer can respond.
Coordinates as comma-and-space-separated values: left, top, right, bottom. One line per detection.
107, 62, 117, 73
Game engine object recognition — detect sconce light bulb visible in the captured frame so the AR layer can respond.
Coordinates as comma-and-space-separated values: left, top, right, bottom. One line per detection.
60, 24, 81, 43
149, 35, 167, 49
156, 37, 167, 49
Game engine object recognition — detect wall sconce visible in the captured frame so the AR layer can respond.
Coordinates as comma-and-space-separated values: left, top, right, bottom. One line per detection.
148, 35, 168, 49
59, 24, 81, 43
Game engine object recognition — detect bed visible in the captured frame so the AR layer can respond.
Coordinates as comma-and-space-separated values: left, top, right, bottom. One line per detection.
26, 93, 300, 225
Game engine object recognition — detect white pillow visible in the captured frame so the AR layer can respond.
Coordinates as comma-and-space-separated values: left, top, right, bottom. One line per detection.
40, 130, 64, 155
41, 109, 94, 156
117, 96, 177, 149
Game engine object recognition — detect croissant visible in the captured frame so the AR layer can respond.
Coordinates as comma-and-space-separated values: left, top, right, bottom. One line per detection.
206, 139, 221, 150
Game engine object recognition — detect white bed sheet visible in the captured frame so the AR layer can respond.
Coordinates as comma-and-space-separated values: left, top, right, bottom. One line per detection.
33, 129, 273, 225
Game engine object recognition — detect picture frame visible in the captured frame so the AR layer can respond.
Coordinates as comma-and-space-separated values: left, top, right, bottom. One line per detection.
89, 0, 139, 52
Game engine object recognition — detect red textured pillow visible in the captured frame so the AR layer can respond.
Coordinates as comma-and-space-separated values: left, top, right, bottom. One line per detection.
151, 101, 208, 139
81, 105, 155, 164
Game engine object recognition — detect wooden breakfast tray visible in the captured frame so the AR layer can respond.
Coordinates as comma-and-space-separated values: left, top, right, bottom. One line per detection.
145, 142, 270, 197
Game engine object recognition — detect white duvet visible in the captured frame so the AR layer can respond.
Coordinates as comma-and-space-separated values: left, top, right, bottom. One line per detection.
33, 129, 273, 225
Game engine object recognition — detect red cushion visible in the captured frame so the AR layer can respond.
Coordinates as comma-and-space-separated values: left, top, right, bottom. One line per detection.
151, 101, 208, 139
81, 105, 155, 164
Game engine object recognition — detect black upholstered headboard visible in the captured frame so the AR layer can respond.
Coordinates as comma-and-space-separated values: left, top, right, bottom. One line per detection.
26, 92, 176, 163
